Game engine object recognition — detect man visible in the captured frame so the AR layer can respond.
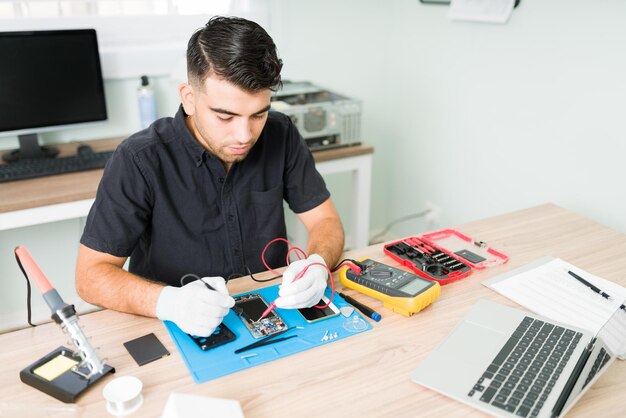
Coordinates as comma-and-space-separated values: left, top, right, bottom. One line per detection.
76, 16, 345, 337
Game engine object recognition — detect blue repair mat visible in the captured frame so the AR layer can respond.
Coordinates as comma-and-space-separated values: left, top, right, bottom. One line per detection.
164, 284, 373, 383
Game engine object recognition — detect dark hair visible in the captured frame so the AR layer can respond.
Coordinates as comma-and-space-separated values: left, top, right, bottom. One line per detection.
187, 16, 283, 92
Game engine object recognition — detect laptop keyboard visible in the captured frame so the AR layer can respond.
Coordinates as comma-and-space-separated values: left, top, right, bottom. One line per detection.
582, 347, 611, 388
467, 316, 582, 418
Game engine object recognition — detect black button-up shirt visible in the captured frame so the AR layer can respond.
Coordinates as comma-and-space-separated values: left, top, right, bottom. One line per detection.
81, 107, 330, 286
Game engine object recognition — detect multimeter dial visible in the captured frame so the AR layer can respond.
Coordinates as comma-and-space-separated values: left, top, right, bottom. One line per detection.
339, 258, 441, 317
346, 260, 435, 298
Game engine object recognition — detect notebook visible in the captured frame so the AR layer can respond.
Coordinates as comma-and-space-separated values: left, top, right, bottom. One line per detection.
483, 256, 626, 358
411, 298, 626, 418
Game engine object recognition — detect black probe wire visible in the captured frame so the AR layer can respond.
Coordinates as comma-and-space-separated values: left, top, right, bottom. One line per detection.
180, 273, 202, 286
179, 245, 359, 294
179, 273, 253, 322
246, 258, 361, 283
246, 266, 283, 283
180, 269, 282, 285
332, 258, 365, 273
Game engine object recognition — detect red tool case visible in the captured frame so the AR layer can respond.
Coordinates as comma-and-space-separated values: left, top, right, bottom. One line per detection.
421, 228, 508, 269
383, 229, 508, 285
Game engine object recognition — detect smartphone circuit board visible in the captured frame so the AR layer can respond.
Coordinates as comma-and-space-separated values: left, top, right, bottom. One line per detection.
234, 293, 288, 339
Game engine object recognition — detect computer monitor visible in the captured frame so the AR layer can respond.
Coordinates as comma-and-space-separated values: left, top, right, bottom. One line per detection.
0, 29, 107, 162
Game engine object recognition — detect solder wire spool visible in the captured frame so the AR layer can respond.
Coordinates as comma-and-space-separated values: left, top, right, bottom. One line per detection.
103, 376, 143, 416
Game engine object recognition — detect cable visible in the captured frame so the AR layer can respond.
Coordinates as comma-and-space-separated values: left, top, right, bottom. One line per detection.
245, 265, 283, 283
178, 237, 338, 313
260, 237, 336, 310
368, 209, 431, 245
260, 237, 306, 276
292, 261, 335, 309
15, 250, 37, 327
180, 273, 202, 286
332, 258, 364, 275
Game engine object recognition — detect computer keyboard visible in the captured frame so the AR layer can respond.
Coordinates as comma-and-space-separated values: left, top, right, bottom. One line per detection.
468, 316, 582, 418
582, 346, 611, 388
0, 150, 113, 183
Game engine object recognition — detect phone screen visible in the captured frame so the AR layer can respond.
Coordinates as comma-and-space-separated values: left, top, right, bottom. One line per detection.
236, 296, 268, 320
298, 298, 339, 322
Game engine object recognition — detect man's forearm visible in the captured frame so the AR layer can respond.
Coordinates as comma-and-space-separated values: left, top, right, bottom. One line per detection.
76, 261, 164, 318
306, 216, 345, 270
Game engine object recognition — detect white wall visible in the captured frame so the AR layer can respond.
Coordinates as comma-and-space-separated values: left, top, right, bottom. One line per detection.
384, 0, 626, 235
272, 0, 626, 238
267, 0, 393, 245
3, 0, 626, 331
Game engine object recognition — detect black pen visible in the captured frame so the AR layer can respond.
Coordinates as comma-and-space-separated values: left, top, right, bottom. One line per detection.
567, 271, 626, 312
338, 292, 382, 322
567, 270, 611, 299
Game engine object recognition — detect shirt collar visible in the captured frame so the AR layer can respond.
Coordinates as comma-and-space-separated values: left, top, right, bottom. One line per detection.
174, 105, 208, 168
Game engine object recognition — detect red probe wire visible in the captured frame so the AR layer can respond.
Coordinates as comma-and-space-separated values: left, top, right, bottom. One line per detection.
258, 237, 343, 320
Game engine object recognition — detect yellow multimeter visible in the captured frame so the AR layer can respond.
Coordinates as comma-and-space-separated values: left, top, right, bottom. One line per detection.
339, 258, 440, 317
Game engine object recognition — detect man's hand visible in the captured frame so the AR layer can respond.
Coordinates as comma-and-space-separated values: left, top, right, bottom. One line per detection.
275, 254, 328, 309
156, 277, 234, 337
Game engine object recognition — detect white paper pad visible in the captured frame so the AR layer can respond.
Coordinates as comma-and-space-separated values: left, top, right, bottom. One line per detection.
484, 257, 626, 356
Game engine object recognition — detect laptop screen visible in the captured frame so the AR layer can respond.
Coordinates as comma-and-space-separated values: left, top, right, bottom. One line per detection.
596, 300, 626, 356
560, 299, 626, 415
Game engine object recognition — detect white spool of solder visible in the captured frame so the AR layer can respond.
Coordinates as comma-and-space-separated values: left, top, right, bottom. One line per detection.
103, 376, 143, 416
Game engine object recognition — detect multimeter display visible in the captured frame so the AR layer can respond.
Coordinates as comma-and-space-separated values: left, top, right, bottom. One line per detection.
340, 259, 441, 317
399, 278, 433, 295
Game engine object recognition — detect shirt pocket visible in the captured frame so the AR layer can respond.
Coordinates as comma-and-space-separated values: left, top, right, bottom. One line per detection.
249, 184, 285, 232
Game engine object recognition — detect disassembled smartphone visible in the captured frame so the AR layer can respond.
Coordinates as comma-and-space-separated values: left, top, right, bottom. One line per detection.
234, 293, 288, 339
188, 323, 236, 351
297, 295, 340, 323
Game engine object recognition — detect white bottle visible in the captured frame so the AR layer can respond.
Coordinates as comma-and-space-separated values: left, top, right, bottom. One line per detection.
137, 75, 157, 129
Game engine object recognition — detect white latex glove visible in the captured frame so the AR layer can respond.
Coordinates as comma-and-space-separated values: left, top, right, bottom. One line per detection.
156, 277, 235, 337
274, 254, 328, 309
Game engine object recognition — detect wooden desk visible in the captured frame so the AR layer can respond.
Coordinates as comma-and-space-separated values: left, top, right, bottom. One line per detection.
1, 204, 624, 417
0, 139, 374, 249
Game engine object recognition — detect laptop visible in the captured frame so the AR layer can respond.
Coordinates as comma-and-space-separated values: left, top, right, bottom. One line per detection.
411, 298, 626, 418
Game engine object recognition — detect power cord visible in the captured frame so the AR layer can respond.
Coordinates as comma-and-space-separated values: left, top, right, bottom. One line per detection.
368, 209, 431, 245
16, 250, 37, 327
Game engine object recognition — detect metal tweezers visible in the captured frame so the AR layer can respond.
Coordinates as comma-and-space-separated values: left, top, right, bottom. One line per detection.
234, 328, 298, 354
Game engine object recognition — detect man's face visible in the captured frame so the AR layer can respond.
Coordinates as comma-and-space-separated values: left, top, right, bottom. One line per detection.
179, 74, 272, 169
